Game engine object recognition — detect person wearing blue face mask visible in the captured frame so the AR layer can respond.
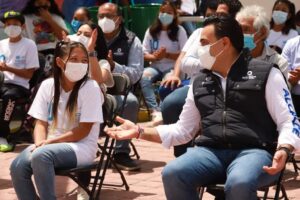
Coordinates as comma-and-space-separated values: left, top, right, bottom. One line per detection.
236, 5, 289, 82
266, 0, 298, 54
141, 0, 187, 126
71, 7, 91, 34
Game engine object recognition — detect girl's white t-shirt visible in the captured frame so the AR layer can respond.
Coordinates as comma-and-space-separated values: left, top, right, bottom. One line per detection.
142, 25, 188, 72
28, 78, 104, 166
266, 29, 298, 50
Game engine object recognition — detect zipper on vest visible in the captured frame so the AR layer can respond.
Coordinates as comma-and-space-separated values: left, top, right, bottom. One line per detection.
222, 100, 227, 144
213, 75, 229, 146
217, 76, 228, 145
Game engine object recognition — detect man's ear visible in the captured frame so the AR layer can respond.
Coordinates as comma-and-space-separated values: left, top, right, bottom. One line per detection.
56, 57, 65, 70
222, 37, 231, 50
116, 15, 123, 26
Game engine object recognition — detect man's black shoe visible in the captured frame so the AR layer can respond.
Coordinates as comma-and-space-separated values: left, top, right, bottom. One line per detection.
113, 153, 141, 171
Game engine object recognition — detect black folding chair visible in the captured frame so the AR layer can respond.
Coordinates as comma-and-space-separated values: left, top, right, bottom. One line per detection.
290, 154, 300, 174
55, 94, 129, 200
198, 157, 290, 200
107, 73, 140, 159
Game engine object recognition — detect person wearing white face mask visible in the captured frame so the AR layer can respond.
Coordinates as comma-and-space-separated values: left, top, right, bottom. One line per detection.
266, 0, 298, 54
105, 14, 300, 200
97, 2, 144, 171
0, 11, 39, 152
160, 0, 243, 158
10, 41, 103, 200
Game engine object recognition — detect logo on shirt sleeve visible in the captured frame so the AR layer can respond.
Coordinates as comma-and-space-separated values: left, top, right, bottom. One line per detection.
283, 88, 300, 137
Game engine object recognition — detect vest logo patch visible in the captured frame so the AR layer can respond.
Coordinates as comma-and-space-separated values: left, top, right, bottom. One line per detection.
205, 76, 212, 81
114, 48, 124, 56
242, 71, 257, 80
202, 76, 214, 86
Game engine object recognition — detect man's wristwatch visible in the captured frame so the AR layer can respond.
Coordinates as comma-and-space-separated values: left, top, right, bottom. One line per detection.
88, 51, 97, 57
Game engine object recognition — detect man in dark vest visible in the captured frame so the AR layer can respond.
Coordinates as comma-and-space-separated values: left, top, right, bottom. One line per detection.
105, 14, 300, 199
98, 2, 143, 171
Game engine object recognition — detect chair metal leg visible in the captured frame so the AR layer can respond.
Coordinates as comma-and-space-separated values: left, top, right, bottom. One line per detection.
290, 154, 300, 174
280, 184, 289, 200
92, 136, 113, 199
130, 141, 140, 160
262, 187, 269, 200
198, 187, 205, 200
98, 138, 130, 191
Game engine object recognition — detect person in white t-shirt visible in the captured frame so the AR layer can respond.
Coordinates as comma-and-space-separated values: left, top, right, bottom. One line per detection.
0, 11, 39, 152
266, 0, 298, 54
141, 0, 187, 125
10, 41, 103, 200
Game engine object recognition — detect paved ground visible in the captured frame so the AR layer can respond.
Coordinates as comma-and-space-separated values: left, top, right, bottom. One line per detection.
1, 138, 300, 200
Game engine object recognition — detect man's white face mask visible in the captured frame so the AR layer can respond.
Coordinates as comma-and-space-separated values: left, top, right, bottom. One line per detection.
198, 39, 224, 70
98, 17, 116, 33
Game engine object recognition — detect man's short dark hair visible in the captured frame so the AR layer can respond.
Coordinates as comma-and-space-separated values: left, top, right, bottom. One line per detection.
218, 0, 243, 18
203, 13, 244, 52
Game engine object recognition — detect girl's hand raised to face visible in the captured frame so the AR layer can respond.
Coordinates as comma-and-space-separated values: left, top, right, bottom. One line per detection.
87, 29, 98, 52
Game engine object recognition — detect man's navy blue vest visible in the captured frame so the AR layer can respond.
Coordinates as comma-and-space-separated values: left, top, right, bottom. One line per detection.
107, 26, 135, 66
193, 51, 278, 154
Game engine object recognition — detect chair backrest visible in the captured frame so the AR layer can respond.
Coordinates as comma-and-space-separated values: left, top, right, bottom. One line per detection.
102, 94, 118, 128
106, 73, 131, 96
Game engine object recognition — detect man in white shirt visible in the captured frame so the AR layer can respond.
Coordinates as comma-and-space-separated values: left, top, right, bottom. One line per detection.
0, 11, 39, 152
160, 0, 242, 157
106, 14, 300, 200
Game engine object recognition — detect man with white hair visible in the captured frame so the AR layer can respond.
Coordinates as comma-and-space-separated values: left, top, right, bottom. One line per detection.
236, 5, 289, 81
180, 5, 289, 81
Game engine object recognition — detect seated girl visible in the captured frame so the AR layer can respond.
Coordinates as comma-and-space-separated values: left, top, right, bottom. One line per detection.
10, 41, 103, 200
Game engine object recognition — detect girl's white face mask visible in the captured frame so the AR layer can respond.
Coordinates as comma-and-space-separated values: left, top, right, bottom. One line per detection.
64, 62, 88, 82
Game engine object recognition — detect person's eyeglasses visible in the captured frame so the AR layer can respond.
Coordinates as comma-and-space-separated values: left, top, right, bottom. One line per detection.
98, 13, 117, 19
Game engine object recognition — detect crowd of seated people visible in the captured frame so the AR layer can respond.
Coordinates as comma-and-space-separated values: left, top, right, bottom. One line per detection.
0, 0, 300, 200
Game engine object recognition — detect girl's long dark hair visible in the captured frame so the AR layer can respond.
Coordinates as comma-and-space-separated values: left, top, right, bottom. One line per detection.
22, 0, 64, 18
149, 0, 179, 41
270, 0, 296, 35
52, 41, 89, 126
